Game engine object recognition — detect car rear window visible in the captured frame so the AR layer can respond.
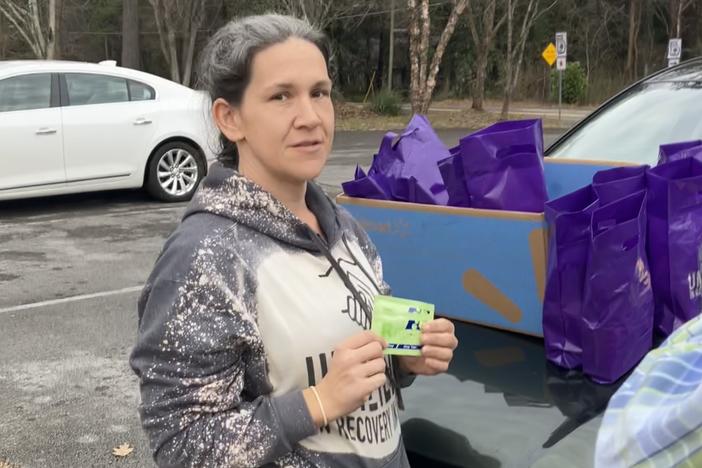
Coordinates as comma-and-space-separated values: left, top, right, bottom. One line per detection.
128, 80, 155, 101
65, 73, 129, 106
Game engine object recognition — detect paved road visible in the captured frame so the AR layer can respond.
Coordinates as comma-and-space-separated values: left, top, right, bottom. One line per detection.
0, 129, 561, 467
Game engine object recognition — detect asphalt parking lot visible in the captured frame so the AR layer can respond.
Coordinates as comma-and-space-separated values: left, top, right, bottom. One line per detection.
0, 129, 560, 467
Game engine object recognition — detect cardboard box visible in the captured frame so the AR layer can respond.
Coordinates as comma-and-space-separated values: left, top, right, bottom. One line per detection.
337, 159, 632, 336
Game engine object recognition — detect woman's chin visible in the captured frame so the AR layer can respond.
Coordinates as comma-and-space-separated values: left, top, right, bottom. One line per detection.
288, 157, 328, 182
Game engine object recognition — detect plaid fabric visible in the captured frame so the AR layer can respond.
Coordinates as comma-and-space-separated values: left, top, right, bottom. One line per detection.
595, 314, 702, 467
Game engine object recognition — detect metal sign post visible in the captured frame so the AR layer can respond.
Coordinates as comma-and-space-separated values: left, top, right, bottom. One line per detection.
558, 67, 562, 126
667, 38, 682, 68
555, 32, 567, 127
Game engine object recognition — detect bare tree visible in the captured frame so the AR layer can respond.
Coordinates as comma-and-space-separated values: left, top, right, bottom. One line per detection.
466, 0, 506, 111
670, 0, 694, 37
653, 0, 693, 38
121, 0, 140, 69
0, 0, 62, 59
408, 0, 468, 114
625, 0, 642, 81
0, 11, 7, 58
277, 0, 372, 30
149, 0, 205, 86
500, 0, 558, 119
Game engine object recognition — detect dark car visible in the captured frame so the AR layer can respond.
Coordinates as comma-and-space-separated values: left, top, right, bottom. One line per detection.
546, 57, 702, 165
399, 62, 702, 467
400, 321, 627, 467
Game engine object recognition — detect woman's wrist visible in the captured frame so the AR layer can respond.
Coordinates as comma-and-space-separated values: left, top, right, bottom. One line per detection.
302, 387, 328, 428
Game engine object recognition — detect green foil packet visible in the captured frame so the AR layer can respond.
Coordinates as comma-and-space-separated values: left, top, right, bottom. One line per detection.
371, 295, 435, 356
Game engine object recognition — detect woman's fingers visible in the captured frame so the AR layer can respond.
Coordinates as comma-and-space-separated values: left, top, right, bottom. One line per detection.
422, 318, 455, 334
421, 332, 459, 350
421, 345, 454, 362
421, 358, 450, 373
354, 341, 386, 363
360, 357, 387, 377
339, 330, 387, 351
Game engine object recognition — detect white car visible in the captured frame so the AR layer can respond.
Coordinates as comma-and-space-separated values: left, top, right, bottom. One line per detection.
0, 60, 217, 202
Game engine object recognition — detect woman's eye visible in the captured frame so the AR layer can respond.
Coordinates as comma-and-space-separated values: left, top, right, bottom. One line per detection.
272, 93, 289, 102
313, 89, 331, 98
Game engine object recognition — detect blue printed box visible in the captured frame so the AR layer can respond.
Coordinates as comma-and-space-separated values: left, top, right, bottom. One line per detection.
338, 159, 632, 336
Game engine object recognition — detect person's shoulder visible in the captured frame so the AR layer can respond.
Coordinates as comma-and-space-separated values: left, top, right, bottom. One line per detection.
152, 213, 243, 283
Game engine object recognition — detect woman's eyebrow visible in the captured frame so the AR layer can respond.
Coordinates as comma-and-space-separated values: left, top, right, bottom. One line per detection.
263, 80, 332, 92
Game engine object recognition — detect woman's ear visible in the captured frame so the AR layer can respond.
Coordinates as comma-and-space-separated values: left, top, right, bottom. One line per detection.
212, 98, 244, 143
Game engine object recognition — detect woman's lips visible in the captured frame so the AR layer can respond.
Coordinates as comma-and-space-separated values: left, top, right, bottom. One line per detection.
291, 140, 323, 152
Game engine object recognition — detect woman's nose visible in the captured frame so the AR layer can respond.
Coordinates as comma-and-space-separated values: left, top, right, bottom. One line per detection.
293, 97, 323, 128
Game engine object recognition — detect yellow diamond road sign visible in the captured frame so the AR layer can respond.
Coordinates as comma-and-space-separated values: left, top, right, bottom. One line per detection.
542, 43, 557, 66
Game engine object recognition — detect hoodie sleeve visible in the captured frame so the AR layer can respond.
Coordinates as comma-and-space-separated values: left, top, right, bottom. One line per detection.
130, 243, 316, 467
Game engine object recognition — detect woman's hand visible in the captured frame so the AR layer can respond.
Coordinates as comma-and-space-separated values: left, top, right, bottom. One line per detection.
398, 318, 458, 376
304, 331, 387, 427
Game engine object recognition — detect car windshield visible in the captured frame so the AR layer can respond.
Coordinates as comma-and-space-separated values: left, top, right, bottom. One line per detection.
548, 80, 702, 165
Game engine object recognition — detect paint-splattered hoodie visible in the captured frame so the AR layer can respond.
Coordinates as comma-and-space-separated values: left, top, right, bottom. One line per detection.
130, 163, 413, 468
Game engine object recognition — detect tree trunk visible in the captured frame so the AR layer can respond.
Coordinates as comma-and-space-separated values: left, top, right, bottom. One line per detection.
181, 0, 205, 87
121, 0, 140, 69
0, 12, 6, 58
408, 0, 468, 114
417, 0, 430, 101
167, 26, 180, 83
164, 3, 180, 83
507, 4, 533, 114
669, 0, 693, 38
407, 0, 422, 113
501, 0, 514, 120
674, 0, 681, 37
471, 48, 489, 110
46, 0, 61, 59
29, 0, 46, 58
625, 0, 641, 82
420, 0, 468, 113
467, 0, 504, 111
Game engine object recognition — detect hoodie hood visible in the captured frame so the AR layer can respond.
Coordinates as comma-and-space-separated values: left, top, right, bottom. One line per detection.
183, 163, 340, 252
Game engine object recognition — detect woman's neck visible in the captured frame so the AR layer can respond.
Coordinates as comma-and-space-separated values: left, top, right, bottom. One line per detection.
238, 160, 322, 234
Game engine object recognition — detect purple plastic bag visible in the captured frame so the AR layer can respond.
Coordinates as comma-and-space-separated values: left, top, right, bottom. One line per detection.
658, 140, 702, 165
457, 119, 548, 212
341, 166, 390, 200
543, 185, 599, 370
582, 190, 654, 384
437, 145, 471, 207
342, 115, 450, 205
647, 158, 702, 331
592, 165, 648, 206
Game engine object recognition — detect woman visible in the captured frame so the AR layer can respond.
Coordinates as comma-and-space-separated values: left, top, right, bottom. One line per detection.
130, 14, 458, 468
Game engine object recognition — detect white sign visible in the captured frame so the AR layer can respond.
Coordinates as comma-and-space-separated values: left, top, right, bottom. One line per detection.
556, 32, 567, 57
667, 38, 682, 59
556, 57, 567, 71
668, 58, 680, 68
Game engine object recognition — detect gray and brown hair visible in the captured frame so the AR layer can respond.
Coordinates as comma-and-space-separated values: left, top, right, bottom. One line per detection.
198, 14, 331, 168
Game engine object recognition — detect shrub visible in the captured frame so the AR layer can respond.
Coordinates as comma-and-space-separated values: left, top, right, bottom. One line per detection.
551, 62, 587, 104
369, 89, 403, 116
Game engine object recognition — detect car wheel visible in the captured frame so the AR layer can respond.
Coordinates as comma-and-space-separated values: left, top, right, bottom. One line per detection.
146, 142, 205, 202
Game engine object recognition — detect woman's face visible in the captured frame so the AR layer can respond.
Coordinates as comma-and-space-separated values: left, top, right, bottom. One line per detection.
220, 38, 334, 186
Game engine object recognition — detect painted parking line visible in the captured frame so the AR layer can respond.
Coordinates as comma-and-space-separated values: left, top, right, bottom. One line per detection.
0, 286, 143, 315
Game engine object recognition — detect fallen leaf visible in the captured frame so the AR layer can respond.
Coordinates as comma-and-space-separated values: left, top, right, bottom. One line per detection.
112, 443, 134, 458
